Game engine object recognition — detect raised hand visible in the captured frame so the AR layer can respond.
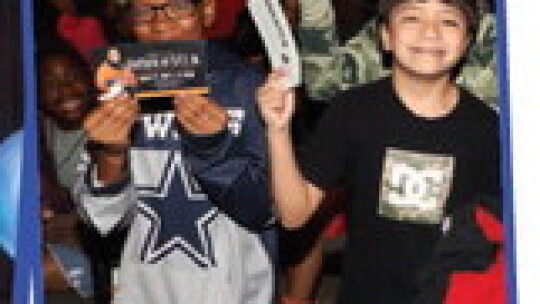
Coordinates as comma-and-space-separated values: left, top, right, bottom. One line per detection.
257, 69, 296, 133
83, 96, 139, 184
83, 96, 139, 148
173, 93, 228, 135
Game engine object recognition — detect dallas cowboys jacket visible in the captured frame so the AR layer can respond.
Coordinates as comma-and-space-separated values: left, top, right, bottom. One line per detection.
76, 42, 275, 304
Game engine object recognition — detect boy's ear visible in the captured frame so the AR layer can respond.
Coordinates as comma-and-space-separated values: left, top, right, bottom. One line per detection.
380, 24, 392, 52
202, 0, 216, 28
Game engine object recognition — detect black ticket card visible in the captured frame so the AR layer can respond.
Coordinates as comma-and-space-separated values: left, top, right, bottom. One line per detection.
94, 40, 208, 112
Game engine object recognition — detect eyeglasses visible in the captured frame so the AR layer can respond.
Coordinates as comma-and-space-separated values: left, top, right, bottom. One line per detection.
129, 0, 201, 24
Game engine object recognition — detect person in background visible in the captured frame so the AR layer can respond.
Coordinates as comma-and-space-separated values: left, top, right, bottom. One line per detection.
35, 0, 108, 61
205, 0, 246, 39
39, 43, 94, 204
38, 41, 95, 302
38, 40, 128, 303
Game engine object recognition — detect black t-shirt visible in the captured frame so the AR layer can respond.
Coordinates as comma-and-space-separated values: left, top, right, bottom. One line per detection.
333, 0, 378, 42
299, 77, 501, 304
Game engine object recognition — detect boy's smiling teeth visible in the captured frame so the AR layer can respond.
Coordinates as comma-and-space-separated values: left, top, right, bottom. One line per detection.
410, 46, 445, 56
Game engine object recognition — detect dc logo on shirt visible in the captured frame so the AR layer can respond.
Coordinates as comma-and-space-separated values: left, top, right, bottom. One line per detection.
379, 148, 455, 225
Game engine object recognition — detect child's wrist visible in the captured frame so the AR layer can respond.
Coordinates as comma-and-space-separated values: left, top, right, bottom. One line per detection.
266, 125, 291, 138
280, 295, 315, 304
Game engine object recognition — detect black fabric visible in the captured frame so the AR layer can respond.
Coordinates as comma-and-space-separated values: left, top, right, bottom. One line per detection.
413, 197, 501, 304
0, 0, 23, 141
78, 221, 128, 304
333, 0, 378, 42
0, 247, 12, 304
181, 128, 228, 155
299, 77, 501, 304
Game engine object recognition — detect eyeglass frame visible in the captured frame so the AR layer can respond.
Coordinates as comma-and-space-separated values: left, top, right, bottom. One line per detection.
127, 0, 205, 24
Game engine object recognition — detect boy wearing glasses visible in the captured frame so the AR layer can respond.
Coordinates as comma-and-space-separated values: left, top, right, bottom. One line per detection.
258, 0, 501, 303
76, 0, 274, 303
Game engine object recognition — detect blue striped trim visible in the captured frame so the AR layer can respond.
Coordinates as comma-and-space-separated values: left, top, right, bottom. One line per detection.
495, 1, 517, 303
14, 0, 42, 303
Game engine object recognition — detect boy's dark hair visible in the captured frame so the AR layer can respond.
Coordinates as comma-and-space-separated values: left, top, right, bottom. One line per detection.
378, 0, 479, 35
36, 37, 90, 77
376, 0, 480, 77
36, 36, 96, 109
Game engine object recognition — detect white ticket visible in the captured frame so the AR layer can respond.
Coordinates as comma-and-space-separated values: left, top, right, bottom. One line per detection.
248, 0, 301, 88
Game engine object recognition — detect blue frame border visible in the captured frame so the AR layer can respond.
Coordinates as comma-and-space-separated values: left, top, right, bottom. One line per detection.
495, 0, 518, 303
14, 0, 42, 303
8, 0, 518, 304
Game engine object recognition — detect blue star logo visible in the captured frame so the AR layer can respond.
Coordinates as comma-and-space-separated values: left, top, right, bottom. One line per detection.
132, 149, 218, 267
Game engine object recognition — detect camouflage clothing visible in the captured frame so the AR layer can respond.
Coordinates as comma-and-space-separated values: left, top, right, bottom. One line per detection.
298, 0, 498, 108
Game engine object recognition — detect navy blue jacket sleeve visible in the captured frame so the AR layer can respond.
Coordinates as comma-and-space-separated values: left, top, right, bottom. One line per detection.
182, 69, 272, 231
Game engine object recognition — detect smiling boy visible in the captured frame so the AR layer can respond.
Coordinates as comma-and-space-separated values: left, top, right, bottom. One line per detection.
258, 0, 500, 303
